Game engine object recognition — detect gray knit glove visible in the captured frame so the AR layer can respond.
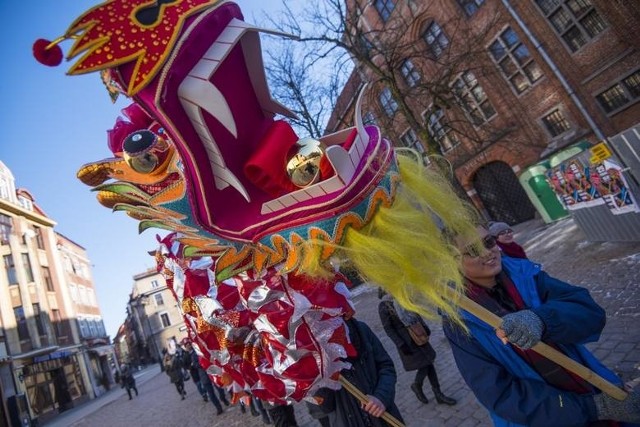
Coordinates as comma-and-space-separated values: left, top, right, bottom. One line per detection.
500, 310, 543, 349
594, 389, 640, 423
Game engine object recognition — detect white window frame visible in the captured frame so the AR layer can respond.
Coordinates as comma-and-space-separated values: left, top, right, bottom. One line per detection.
457, 0, 485, 16
400, 59, 420, 87
374, 0, 395, 23
452, 71, 497, 125
423, 21, 449, 58
379, 87, 398, 117
595, 69, 640, 115
534, 0, 608, 53
159, 312, 171, 328
400, 129, 425, 153
154, 293, 165, 307
425, 108, 460, 153
488, 27, 543, 95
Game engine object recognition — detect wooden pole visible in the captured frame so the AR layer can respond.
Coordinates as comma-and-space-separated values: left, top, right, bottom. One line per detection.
457, 295, 628, 401
338, 375, 406, 427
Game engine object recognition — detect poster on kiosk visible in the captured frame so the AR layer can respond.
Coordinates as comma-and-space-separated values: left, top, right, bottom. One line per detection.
545, 142, 639, 215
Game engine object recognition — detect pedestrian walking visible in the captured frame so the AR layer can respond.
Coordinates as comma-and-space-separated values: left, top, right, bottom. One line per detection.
180, 338, 207, 401
378, 289, 456, 406
181, 339, 226, 415
488, 221, 528, 259
163, 348, 187, 400
443, 224, 640, 426
117, 363, 138, 400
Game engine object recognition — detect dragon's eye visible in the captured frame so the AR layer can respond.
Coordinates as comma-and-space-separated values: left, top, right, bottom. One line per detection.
123, 130, 159, 174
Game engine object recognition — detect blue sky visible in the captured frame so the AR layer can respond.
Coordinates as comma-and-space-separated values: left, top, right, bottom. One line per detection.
0, 0, 289, 339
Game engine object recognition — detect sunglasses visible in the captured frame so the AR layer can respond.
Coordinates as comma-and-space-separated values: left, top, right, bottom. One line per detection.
462, 235, 498, 258
497, 229, 513, 236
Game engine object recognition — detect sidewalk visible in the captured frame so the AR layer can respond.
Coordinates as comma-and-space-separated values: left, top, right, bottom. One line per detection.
42, 364, 162, 427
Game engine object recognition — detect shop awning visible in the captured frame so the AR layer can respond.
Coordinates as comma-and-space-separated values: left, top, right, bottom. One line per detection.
89, 345, 114, 357
11, 345, 59, 361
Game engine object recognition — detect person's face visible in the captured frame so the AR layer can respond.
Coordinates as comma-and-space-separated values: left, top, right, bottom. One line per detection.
456, 227, 502, 288
496, 228, 514, 244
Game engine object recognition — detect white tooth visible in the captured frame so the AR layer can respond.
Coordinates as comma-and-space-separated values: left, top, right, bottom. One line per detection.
180, 76, 237, 138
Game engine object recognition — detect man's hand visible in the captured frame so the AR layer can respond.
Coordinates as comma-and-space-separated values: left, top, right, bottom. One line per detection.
362, 395, 386, 418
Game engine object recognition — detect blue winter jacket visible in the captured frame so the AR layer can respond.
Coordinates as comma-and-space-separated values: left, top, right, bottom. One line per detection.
443, 256, 631, 427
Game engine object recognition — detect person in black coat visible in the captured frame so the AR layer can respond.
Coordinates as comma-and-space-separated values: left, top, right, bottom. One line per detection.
315, 317, 404, 427
118, 363, 138, 400
378, 289, 456, 406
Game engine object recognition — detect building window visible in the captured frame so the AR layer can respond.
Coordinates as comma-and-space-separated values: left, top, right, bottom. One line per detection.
34, 226, 45, 250
88, 319, 96, 337
18, 196, 33, 211
423, 22, 449, 58
374, 0, 395, 22
51, 309, 65, 337
0, 214, 11, 244
541, 109, 571, 137
453, 71, 497, 125
160, 313, 171, 328
4, 255, 18, 285
79, 286, 88, 305
535, 0, 607, 52
87, 289, 96, 306
69, 283, 79, 302
400, 129, 425, 153
363, 112, 377, 125
427, 108, 459, 152
154, 293, 165, 306
41, 266, 54, 292
21, 253, 34, 282
489, 27, 543, 94
0, 178, 9, 201
32, 303, 47, 336
14, 306, 30, 341
400, 59, 421, 87
79, 318, 89, 338
379, 87, 398, 117
595, 70, 640, 114
151, 279, 160, 289
458, 0, 485, 16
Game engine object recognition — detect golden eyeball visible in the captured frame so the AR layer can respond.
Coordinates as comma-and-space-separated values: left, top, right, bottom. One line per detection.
286, 138, 325, 188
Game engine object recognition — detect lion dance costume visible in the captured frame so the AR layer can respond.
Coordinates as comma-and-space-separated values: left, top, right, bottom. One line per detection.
35, 0, 478, 404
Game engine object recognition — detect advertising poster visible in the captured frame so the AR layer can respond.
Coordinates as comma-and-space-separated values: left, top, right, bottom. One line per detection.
545, 146, 639, 215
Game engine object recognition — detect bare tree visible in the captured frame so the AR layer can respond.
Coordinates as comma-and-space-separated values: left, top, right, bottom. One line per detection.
265, 0, 531, 164
264, 38, 349, 139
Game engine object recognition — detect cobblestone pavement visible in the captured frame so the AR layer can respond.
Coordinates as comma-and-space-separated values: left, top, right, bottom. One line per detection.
62, 217, 640, 427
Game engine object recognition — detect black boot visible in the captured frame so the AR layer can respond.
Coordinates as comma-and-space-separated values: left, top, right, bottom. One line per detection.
411, 383, 429, 404
250, 400, 260, 417
433, 388, 457, 406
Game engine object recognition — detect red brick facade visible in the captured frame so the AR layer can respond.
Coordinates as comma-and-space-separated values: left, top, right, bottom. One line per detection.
326, 0, 639, 222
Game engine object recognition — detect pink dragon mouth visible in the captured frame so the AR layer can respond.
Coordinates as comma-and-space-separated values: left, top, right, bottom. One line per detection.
109, 1, 388, 245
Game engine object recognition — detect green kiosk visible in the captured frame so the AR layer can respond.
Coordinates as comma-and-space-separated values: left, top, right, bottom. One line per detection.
519, 141, 592, 223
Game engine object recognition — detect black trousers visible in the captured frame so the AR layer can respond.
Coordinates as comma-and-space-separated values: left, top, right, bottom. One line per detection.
415, 364, 440, 389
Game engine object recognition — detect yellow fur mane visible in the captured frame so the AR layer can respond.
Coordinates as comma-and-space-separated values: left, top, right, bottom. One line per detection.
298, 150, 480, 327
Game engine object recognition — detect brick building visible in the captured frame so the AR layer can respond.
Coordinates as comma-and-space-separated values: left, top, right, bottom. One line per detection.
326, 0, 640, 224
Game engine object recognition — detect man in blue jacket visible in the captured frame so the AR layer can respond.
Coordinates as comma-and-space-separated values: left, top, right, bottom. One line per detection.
443, 225, 640, 426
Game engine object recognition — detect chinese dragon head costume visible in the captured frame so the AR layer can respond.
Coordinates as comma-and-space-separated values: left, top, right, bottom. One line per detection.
35, 0, 478, 403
